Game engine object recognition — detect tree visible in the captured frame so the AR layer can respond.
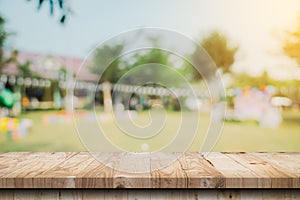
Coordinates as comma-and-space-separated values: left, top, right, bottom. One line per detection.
283, 25, 300, 65
0, 16, 17, 73
192, 31, 238, 80
18, 60, 40, 78
89, 44, 124, 83
124, 49, 179, 86
231, 71, 277, 88
28, 0, 72, 24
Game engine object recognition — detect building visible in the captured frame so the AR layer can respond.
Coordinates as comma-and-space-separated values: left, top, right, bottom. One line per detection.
1, 51, 98, 113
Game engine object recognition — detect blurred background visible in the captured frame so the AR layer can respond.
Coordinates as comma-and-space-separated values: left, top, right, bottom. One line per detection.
0, 0, 299, 152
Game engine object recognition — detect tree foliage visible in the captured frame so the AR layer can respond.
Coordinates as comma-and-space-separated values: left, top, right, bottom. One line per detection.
231, 71, 276, 88
18, 60, 40, 78
123, 49, 171, 85
90, 32, 239, 86
28, 0, 71, 24
89, 44, 124, 83
192, 31, 238, 80
0, 16, 7, 68
89, 42, 193, 87
0, 16, 17, 73
283, 26, 300, 65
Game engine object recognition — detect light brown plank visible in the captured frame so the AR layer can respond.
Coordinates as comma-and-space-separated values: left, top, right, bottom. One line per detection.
0, 152, 299, 189
0, 152, 34, 177
204, 152, 262, 188
151, 152, 187, 188
84, 153, 150, 188
34, 152, 96, 188
79, 159, 114, 188
1, 152, 75, 177
80, 152, 150, 188
37, 152, 93, 177
224, 152, 295, 188
0, 152, 76, 188
249, 152, 300, 188
178, 152, 224, 188
250, 152, 300, 176
113, 152, 150, 188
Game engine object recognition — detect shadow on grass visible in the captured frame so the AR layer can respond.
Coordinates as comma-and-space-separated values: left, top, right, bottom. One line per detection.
282, 114, 300, 126
0, 141, 53, 152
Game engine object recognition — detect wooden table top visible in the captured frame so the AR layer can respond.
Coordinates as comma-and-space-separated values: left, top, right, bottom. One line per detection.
0, 152, 299, 189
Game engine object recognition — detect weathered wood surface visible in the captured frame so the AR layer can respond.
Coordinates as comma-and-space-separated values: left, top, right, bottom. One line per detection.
0, 189, 300, 200
0, 152, 299, 189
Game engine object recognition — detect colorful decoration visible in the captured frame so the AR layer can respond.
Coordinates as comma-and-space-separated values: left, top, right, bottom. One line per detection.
42, 111, 95, 125
0, 89, 15, 108
42, 110, 139, 125
230, 85, 282, 128
0, 117, 32, 141
43, 114, 73, 125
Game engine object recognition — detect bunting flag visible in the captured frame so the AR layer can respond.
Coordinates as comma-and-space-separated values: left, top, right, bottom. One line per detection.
70, 81, 209, 98
0, 75, 51, 88
0, 74, 209, 98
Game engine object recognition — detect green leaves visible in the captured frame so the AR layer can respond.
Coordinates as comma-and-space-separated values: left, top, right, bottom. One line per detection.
31, 0, 71, 24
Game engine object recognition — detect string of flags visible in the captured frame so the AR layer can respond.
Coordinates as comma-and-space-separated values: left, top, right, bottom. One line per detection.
0, 75, 51, 88
0, 74, 209, 98
111, 83, 209, 98
71, 82, 209, 98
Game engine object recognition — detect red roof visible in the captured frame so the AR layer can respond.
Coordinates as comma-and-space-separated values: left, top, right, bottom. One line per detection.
2, 52, 98, 82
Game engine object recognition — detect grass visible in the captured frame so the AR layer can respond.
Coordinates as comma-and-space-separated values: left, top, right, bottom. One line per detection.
215, 111, 300, 152
0, 109, 299, 152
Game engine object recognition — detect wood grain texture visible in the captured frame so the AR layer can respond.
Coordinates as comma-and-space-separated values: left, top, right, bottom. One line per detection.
151, 152, 187, 188
0, 189, 299, 200
203, 152, 263, 188
224, 153, 294, 188
179, 152, 224, 188
0, 152, 298, 189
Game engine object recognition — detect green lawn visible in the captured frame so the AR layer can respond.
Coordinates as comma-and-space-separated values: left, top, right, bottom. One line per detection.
0, 110, 299, 152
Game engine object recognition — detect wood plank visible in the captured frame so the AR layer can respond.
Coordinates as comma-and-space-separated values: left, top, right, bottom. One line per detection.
0, 152, 75, 177
128, 189, 150, 200
37, 152, 92, 177
224, 152, 295, 188
178, 152, 224, 188
79, 152, 150, 188
0, 189, 14, 200
0, 153, 76, 188
35, 152, 96, 188
150, 152, 187, 188
96, 189, 127, 200
39, 190, 60, 200
79, 154, 115, 188
0, 152, 33, 177
249, 152, 300, 188
0, 152, 299, 189
113, 152, 150, 188
13, 189, 59, 200
58, 190, 83, 200
88, 152, 145, 189
204, 152, 262, 188
150, 190, 190, 200
250, 152, 300, 176
0, 189, 299, 199
194, 190, 218, 200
